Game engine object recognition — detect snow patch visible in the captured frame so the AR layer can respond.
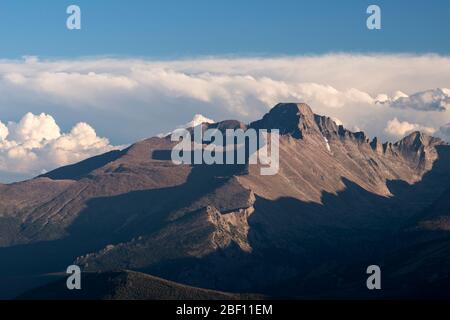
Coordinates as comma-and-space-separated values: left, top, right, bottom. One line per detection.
324, 137, 331, 153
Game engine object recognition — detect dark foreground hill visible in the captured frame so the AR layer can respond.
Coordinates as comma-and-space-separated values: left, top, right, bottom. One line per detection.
1, 103, 450, 299
17, 270, 262, 300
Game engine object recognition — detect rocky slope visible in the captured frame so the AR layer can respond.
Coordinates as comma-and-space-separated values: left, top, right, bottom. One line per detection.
1, 103, 449, 299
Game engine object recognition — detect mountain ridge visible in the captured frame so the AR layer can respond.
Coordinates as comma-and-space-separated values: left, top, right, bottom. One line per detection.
17, 270, 264, 300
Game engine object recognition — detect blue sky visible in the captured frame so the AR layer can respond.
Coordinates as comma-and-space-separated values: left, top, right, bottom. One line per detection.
0, 0, 449, 58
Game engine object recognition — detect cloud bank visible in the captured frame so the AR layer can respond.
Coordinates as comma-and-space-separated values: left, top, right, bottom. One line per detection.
377, 88, 450, 112
1, 53, 450, 182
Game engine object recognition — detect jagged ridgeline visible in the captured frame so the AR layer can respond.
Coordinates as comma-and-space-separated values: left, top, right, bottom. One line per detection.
1, 103, 450, 299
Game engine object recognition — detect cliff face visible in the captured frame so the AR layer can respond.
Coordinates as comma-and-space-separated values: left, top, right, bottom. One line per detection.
1, 103, 450, 298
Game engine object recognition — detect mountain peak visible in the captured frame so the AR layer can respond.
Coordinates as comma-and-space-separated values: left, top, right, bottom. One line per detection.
250, 103, 317, 138
188, 114, 215, 128
272, 103, 315, 118
396, 131, 442, 150
393, 130, 444, 170
157, 114, 214, 137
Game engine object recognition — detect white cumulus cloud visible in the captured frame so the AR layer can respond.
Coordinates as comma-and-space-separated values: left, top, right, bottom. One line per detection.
0, 121, 8, 141
384, 118, 436, 139
0, 113, 119, 182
